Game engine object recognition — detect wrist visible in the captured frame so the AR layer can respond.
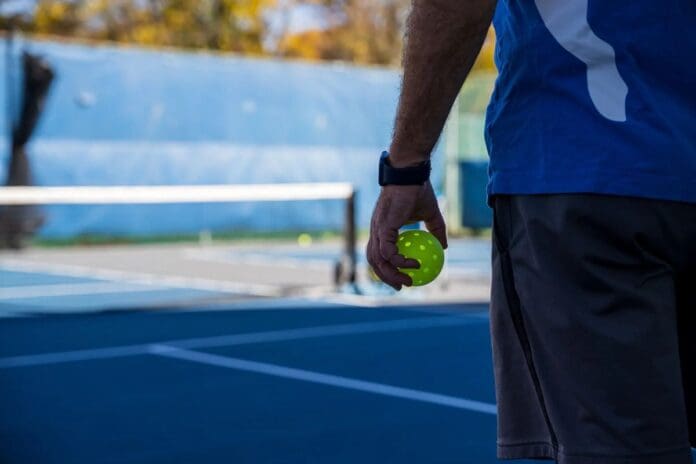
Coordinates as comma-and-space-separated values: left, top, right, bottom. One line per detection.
388, 145, 430, 168
379, 151, 431, 187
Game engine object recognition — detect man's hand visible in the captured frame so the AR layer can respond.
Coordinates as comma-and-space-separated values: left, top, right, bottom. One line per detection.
366, 182, 447, 291
365, 0, 493, 290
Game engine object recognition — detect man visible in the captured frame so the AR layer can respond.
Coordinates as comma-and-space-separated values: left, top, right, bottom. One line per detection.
366, 1, 695, 463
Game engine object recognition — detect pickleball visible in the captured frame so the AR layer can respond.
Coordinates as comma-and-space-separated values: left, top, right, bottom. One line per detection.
397, 230, 444, 286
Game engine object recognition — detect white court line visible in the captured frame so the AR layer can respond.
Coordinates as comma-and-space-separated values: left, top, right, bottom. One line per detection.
0, 259, 283, 298
0, 345, 151, 368
0, 259, 387, 307
166, 315, 476, 350
183, 248, 332, 273
150, 345, 497, 415
0, 264, 402, 310
0, 282, 170, 300
0, 315, 484, 369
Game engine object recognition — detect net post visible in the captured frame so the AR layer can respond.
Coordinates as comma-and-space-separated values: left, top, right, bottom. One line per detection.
340, 188, 358, 288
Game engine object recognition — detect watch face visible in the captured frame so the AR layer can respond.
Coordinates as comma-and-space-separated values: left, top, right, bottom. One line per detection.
378, 152, 390, 186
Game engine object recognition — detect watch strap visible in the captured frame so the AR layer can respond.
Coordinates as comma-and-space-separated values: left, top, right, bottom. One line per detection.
378, 151, 431, 186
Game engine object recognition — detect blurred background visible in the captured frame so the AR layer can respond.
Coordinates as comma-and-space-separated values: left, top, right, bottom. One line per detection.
0, 2, 513, 463
0, 0, 498, 307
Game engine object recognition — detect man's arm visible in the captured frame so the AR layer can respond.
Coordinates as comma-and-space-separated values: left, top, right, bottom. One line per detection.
391, 0, 497, 167
367, 0, 497, 290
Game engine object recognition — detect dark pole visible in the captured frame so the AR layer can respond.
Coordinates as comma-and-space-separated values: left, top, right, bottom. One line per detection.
0, 36, 55, 249
342, 189, 358, 290
5, 25, 14, 159
1, 27, 17, 248
347, 190, 357, 284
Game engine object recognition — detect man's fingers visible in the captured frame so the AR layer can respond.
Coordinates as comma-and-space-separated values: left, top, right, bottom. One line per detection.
377, 226, 399, 258
376, 261, 412, 289
367, 237, 407, 291
377, 194, 413, 256
377, 229, 419, 270
369, 252, 405, 291
388, 254, 420, 269
371, 249, 413, 290
367, 262, 389, 286
368, 249, 416, 291
424, 209, 448, 249
372, 265, 401, 291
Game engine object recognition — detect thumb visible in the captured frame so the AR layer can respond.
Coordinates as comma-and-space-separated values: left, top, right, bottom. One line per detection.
424, 207, 448, 250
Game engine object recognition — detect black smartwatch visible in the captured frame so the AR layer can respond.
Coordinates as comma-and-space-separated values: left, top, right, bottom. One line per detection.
378, 151, 431, 186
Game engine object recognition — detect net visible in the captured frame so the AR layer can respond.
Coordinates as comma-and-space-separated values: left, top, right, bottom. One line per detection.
0, 183, 358, 315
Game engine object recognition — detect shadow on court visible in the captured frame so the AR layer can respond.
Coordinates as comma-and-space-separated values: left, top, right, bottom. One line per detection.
0, 304, 551, 464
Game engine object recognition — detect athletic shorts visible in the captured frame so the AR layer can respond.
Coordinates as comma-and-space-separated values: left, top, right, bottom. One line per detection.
490, 194, 695, 464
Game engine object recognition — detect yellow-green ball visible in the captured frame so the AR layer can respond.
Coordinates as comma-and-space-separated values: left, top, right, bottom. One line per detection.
297, 233, 313, 248
367, 266, 381, 282
397, 230, 444, 286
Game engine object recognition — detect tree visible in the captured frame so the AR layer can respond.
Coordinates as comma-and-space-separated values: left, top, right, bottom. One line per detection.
278, 0, 409, 65
279, 0, 496, 68
6, 0, 496, 68
24, 0, 276, 55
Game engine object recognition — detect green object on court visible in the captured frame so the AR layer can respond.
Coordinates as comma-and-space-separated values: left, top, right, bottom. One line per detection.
397, 230, 444, 286
367, 265, 381, 282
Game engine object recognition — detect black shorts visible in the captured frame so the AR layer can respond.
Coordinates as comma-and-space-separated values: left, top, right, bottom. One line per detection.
491, 195, 695, 464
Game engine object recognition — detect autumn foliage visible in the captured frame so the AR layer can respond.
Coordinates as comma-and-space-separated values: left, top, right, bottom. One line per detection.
3, 0, 496, 69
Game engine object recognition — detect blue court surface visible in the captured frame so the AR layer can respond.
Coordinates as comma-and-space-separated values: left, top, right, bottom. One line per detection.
0, 265, 548, 464
0, 269, 237, 314
2, 267, 693, 463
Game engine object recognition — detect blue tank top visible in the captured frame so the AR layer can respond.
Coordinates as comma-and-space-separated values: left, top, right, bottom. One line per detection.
485, 0, 696, 203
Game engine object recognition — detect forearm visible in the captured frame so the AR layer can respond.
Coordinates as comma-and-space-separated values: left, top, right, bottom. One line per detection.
390, 0, 497, 167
